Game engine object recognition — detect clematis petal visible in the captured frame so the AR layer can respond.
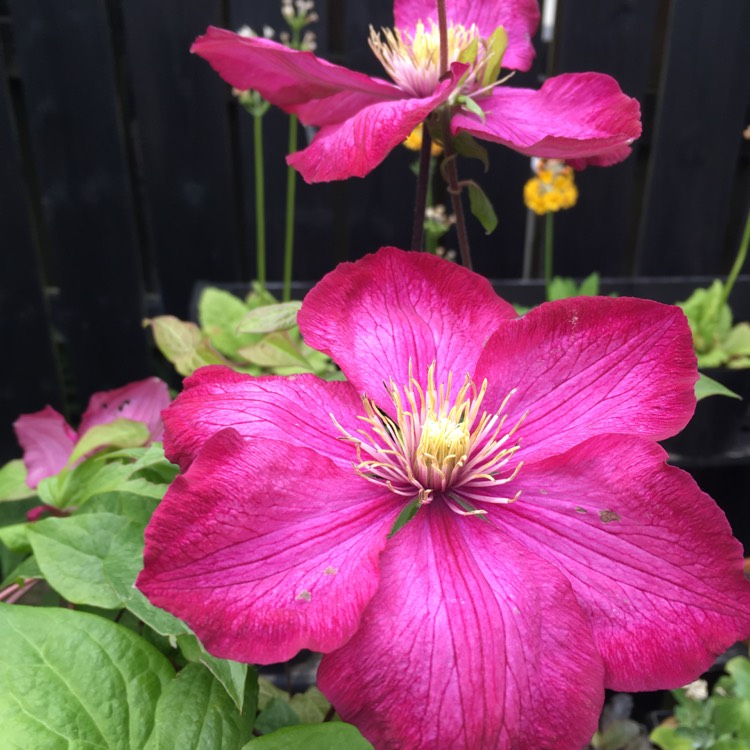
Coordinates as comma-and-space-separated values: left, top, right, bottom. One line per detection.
13, 406, 77, 488
191, 27, 402, 126
452, 73, 641, 168
78, 377, 171, 440
298, 247, 517, 410
137, 429, 401, 664
474, 296, 696, 464
162, 366, 363, 472
492, 434, 750, 690
318, 502, 604, 750
393, 0, 540, 72
287, 70, 459, 183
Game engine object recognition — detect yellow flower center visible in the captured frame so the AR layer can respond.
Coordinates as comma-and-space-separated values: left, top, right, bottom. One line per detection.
369, 21, 507, 99
334, 362, 525, 516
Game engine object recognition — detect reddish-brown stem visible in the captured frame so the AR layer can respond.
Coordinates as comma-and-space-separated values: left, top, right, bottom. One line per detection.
437, 0, 448, 74
1, 579, 38, 604
440, 113, 472, 269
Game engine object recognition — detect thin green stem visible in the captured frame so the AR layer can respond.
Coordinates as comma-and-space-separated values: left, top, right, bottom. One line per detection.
253, 110, 266, 287
719, 206, 750, 310
411, 126, 434, 250
544, 212, 554, 297
283, 115, 298, 302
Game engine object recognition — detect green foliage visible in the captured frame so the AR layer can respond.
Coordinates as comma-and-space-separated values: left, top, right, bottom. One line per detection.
0, 459, 34, 501
547, 272, 602, 301
0, 441, 373, 747
243, 722, 373, 749
148, 285, 339, 380
695, 372, 743, 401
678, 280, 750, 369
0, 604, 175, 749
651, 658, 750, 750
466, 180, 498, 234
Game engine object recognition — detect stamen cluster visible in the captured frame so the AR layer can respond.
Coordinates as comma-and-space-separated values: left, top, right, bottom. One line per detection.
335, 363, 525, 515
369, 20, 499, 99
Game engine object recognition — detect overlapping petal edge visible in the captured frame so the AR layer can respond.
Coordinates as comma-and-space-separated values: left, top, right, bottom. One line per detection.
14, 377, 170, 487
141, 248, 750, 750
191, 0, 640, 182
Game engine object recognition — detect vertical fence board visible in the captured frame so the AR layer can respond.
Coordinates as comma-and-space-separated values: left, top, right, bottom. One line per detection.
121, 0, 242, 317
554, 0, 661, 277
0, 54, 61, 462
8, 0, 152, 404
636, 0, 750, 275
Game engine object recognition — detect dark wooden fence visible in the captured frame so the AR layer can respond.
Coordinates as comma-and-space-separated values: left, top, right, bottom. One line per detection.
1, 0, 749, 462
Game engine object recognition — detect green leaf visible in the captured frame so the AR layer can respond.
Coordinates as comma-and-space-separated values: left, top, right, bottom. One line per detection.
38, 444, 171, 509
0, 603, 174, 749
695, 372, 741, 401
0, 554, 42, 588
649, 725, 694, 750
546, 276, 579, 301
199, 287, 262, 359
244, 722, 373, 749
452, 132, 489, 171
27, 512, 136, 608
239, 332, 311, 369
254, 697, 303, 735
177, 633, 252, 713
144, 663, 256, 750
726, 656, 750, 700
68, 418, 150, 465
0, 460, 34, 501
78, 491, 160, 526
457, 94, 485, 122
482, 26, 508, 87
457, 36, 479, 66
237, 301, 303, 334
289, 687, 330, 724
147, 315, 227, 376
0, 521, 31, 553
466, 181, 498, 234
578, 271, 601, 297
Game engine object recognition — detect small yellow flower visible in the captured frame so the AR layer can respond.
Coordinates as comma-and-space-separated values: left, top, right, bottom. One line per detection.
403, 123, 443, 156
523, 158, 578, 215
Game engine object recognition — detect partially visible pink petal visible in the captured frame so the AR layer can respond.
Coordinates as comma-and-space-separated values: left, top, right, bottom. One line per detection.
493, 434, 750, 690
137, 429, 400, 663
474, 296, 696, 465
452, 73, 641, 168
393, 0, 540, 71
287, 71, 458, 183
13, 406, 77, 488
162, 366, 363, 472
191, 27, 402, 126
79, 377, 171, 441
319, 502, 604, 750
298, 247, 517, 411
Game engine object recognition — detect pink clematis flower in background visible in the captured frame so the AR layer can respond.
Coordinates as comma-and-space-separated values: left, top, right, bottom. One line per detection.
138, 249, 750, 749
14, 377, 171, 488
191, 0, 642, 183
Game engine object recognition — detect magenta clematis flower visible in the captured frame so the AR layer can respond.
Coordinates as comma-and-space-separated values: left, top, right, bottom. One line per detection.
138, 248, 750, 749
191, 0, 641, 183
14, 377, 171, 488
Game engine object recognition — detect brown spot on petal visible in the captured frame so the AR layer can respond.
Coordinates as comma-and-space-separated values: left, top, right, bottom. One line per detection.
574, 506, 587, 514
324, 566, 338, 576
598, 510, 620, 523
296, 590, 311, 601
